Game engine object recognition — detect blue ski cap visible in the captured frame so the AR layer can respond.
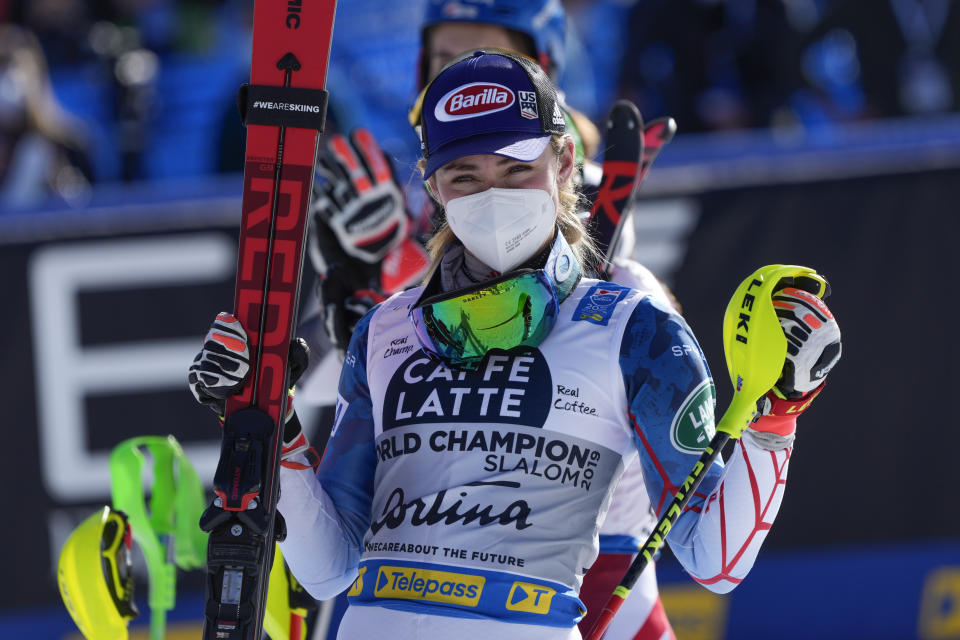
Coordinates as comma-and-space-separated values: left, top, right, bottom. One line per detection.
422, 0, 567, 80
420, 50, 565, 178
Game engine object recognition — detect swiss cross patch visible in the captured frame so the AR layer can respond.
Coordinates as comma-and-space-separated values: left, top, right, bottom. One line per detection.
518, 90, 538, 120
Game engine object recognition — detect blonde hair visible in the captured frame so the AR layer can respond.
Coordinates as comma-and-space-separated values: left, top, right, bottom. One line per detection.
0, 24, 88, 149
419, 134, 600, 283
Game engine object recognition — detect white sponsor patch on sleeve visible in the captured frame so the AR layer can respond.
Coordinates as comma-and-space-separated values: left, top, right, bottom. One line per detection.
669, 379, 716, 454
332, 392, 348, 438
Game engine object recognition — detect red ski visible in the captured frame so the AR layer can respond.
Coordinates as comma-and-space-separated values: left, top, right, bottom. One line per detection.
586, 100, 676, 277
199, 2, 337, 638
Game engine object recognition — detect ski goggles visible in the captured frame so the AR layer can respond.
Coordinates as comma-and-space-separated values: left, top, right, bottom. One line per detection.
410, 269, 559, 369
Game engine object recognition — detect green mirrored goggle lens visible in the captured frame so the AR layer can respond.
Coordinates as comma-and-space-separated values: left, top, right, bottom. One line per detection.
410, 270, 559, 368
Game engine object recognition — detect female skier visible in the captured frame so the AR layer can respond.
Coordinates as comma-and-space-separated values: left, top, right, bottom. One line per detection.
190, 50, 841, 639
308, 3, 674, 635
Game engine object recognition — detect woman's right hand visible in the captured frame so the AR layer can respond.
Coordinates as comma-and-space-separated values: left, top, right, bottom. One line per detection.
188, 313, 317, 469
187, 312, 251, 419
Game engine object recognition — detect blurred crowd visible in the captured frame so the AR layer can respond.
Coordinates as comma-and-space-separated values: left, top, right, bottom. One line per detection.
1, 0, 959, 210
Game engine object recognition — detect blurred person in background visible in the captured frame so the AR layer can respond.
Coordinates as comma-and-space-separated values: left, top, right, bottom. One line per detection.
0, 23, 93, 210
13, 0, 162, 183
13, 0, 95, 68
560, 0, 638, 124
801, 0, 960, 120
617, 0, 808, 132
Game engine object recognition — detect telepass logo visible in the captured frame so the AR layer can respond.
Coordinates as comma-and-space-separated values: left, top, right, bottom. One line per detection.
374, 566, 484, 606
435, 82, 515, 121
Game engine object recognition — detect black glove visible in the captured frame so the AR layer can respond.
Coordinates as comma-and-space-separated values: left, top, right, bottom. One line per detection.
308, 128, 410, 271
308, 128, 413, 353
188, 312, 250, 416
188, 313, 309, 418
318, 263, 385, 353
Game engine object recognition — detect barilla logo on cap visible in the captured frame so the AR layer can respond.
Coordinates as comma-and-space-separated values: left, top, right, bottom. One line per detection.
434, 82, 515, 122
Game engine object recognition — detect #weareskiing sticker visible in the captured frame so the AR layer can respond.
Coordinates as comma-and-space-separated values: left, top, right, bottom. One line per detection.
669, 379, 716, 454
572, 282, 630, 326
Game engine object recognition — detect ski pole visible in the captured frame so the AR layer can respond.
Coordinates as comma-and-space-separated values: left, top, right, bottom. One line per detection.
110, 435, 207, 640
585, 264, 829, 640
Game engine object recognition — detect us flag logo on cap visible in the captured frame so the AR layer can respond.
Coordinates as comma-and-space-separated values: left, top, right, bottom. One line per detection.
434, 82, 515, 122
518, 90, 538, 120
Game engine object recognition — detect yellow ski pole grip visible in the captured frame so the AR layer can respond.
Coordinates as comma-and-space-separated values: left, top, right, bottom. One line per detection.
716, 264, 827, 439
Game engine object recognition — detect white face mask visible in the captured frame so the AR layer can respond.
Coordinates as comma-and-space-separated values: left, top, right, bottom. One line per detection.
444, 187, 557, 273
